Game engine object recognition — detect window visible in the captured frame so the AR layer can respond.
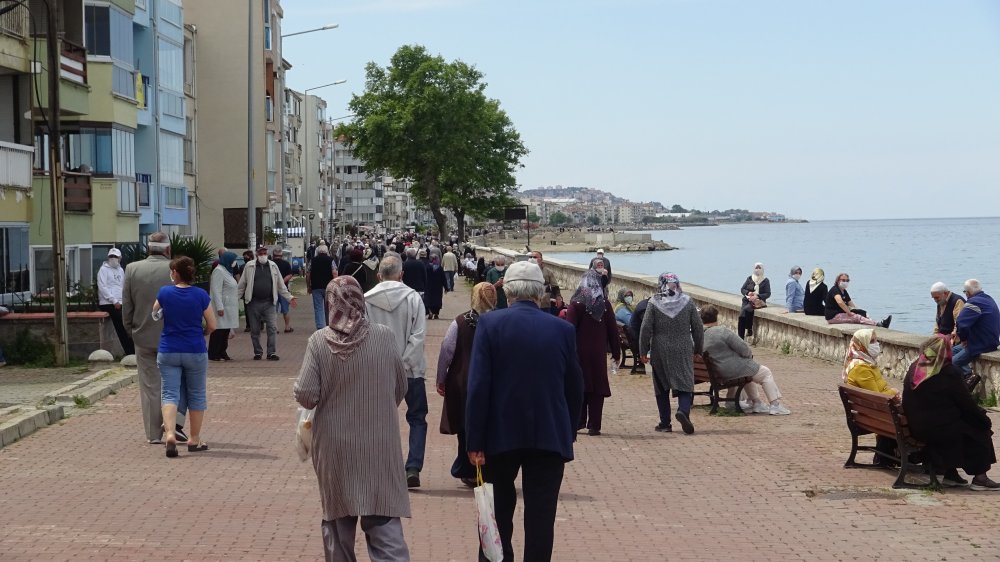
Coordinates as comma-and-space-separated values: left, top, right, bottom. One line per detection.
118, 180, 137, 212
0, 225, 30, 302
158, 38, 183, 93
183, 36, 195, 95
65, 128, 112, 175
84, 5, 133, 63
31, 245, 96, 293
183, 117, 194, 174
161, 91, 184, 118
159, 132, 184, 186
112, 65, 135, 98
159, 0, 182, 26
164, 185, 185, 208
137, 173, 151, 207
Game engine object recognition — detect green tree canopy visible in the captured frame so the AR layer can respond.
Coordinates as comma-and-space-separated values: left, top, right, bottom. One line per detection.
549, 211, 570, 226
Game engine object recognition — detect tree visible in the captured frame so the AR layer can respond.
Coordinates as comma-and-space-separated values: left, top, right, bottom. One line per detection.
549, 211, 569, 226
339, 45, 527, 237
588, 215, 601, 225
527, 212, 540, 223
670, 204, 688, 213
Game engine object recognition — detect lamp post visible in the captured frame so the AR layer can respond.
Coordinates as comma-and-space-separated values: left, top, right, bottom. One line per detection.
301, 80, 345, 245
282, 23, 338, 38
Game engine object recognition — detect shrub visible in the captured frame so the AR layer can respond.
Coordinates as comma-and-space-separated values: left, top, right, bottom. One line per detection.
4, 330, 55, 367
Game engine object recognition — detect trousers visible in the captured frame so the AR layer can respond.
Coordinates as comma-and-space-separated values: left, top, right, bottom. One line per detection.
246, 299, 278, 356
321, 516, 409, 562
652, 372, 692, 426
724, 365, 782, 403
404, 378, 428, 471
100, 304, 135, 356
579, 392, 605, 432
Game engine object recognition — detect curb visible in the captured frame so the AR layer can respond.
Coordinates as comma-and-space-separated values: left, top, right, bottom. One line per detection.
42, 368, 138, 408
0, 405, 65, 449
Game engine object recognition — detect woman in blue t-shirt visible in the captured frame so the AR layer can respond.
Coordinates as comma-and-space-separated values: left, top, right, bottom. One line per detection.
153, 256, 216, 458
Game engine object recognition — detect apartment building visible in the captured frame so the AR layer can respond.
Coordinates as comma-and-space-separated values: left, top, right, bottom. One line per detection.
333, 138, 383, 231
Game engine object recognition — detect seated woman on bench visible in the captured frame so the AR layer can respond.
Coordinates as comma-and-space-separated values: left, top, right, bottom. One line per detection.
902, 335, 999, 491
843, 328, 898, 467
699, 306, 790, 415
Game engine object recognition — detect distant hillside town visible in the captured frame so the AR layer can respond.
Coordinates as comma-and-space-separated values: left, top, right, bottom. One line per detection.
519, 186, 794, 226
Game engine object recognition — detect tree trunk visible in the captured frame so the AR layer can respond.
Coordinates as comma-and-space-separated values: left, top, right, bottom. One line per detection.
453, 209, 466, 242
423, 173, 448, 238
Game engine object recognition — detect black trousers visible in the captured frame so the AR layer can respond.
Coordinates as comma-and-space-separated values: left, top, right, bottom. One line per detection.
207, 328, 231, 360
738, 305, 756, 339
479, 449, 565, 562
99, 304, 134, 356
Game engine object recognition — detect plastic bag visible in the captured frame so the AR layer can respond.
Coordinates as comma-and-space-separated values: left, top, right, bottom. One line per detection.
295, 407, 315, 462
474, 464, 504, 562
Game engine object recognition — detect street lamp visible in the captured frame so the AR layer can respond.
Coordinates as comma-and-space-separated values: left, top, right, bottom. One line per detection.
301, 80, 346, 246
282, 23, 339, 38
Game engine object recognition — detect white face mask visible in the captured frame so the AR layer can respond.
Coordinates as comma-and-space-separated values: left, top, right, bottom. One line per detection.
495, 264, 505, 272
625, 296, 633, 305
839, 281, 849, 290
792, 273, 801, 280
257, 255, 268, 264
867, 342, 881, 359
108, 257, 120, 269
528, 258, 538, 264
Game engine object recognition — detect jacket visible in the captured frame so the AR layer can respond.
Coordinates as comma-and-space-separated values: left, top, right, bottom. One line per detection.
441, 252, 458, 272
785, 277, 804, 312
702, 325, 760, 380
210, 265, 240, 330
402, 258, 428, 293
956, 291, 1000, 356
365, 281, 427, 379
122, 255, 173, 349
237, 259, 294, 305
465, 301, 585, 461
97, 262, 125, 306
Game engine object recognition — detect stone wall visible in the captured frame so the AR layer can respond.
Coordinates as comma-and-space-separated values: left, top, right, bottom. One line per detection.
478, 246, 1000, 397
0, 312, 110, 361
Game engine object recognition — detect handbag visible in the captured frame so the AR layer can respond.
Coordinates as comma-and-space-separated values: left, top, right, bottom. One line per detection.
474, 464, 504, 562
749, 295, 767, 309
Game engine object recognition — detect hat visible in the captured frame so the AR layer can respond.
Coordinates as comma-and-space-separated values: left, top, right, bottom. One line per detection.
273, 247, 283, 256
107, 248, 122, 258
505, 261, 544, 284
256, 246, 269, 254
596, 248, 605, 254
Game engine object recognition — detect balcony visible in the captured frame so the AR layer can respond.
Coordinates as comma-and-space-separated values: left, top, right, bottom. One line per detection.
0, 141, 34, 189
63, 171, 91, 212
59, 39, 87, 84
265, 95, 274, 122
0, 1, 27, 38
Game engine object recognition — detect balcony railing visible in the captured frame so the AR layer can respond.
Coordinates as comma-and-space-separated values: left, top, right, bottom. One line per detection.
0, 140, 34, 189
0, 2, 27, 38
64, 172, 92, 212
60, 39, 88, 85
265, 96, 274, 122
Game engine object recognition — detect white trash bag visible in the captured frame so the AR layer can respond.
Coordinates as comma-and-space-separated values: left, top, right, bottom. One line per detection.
474, 464, 504, 562
294, 407, 315, 462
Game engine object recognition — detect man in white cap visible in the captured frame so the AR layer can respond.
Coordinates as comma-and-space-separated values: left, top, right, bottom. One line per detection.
930, 281, 965, 342
466, 260, 584, 561
590, 248, 612, 282
98, 247, 133, 356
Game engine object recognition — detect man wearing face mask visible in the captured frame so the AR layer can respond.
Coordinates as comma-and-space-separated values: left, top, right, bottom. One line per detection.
930, 282, 965, 342
531, 251, 562, 314
237, 246, 297, 361
784, 266, 805, 313
98, 248, 134, 356
486, 255, 509, 309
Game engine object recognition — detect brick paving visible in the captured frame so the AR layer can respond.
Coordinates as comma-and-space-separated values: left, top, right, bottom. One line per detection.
1, 278, 1000, 561
0, 365, 98, 407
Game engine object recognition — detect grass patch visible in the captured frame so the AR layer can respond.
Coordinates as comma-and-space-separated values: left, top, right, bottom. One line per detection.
3, 330, 55, 367
780, 341, 792, 355
72, 395, 91, 408
979, 391, 998, 408
711, 407, 744, 417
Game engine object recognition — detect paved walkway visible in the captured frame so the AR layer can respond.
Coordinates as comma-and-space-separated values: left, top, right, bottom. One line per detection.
1, 278, 999, 561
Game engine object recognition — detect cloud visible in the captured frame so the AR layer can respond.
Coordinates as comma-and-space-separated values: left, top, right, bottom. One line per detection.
294, 0, 476, 16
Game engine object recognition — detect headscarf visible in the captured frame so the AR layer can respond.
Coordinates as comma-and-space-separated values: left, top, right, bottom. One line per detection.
751, 262, 765, 292
650, 272, 690, 318
571, 269, 607, 321
322, 276, 370, 361
908, 334, 952, 390
465, 282, 498, 329
218, 251, 237, 276
614, 288, 634, 314
808, 268, 825, 291
842, 328, 876, 382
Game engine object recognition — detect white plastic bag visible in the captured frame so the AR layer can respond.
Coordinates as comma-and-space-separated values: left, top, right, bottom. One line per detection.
474, 465, 504, 562
295, 407, 315, 462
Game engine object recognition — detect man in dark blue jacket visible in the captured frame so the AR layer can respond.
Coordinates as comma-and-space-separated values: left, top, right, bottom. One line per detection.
466, 260, 584, 562
954, 279, 1000, 378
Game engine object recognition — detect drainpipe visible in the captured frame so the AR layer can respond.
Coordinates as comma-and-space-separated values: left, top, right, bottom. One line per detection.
152, 2, 162, 231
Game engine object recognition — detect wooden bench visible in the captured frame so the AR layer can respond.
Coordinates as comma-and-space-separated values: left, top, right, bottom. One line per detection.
837, 384, 936, 489
692, 352, 753, 414
616, 323, 637, 369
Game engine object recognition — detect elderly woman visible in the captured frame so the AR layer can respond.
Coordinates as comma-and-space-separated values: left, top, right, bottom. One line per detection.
436, 282, 497, 486
785, 266, 804, 313
424, 256, 446, 319
825, 272, 892, 328
294, 276, 411, 560
843, 328, 898, 466
566, 270, 620, 436
738, 263, 770, 341
902, 335, 999, 490
639, 273, 704, 435
613, 289, 635, 326
803, 267, 827, 316
208, 251, 239, 362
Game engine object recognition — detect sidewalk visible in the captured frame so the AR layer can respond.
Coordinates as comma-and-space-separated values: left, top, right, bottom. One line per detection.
1, 277, 999, 561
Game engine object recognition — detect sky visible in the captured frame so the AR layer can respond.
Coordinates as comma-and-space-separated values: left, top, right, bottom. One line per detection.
278, 0, 1000, 221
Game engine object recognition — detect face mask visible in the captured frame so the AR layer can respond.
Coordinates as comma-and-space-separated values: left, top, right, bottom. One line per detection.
108, 258, 120, 269
528, 258, 538, 264
867, 342, 881, 359
792, 273, 801, 280
495, 265, 505, 272
625, 296, 633, 305
839, 281, 849, 290
755, 268, 762, 274
257, 255, 268, 264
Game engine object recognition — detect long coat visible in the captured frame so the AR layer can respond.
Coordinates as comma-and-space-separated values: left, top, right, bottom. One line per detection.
565, 301, 619, 397
424, 264, 446, 311
293, 325, 410, 520
440, 314, 476, 434
639, 300, 704, 393
209, 265, 239, 330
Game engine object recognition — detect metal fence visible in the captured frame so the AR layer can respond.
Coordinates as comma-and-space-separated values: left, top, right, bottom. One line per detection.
0, 3, 27, 38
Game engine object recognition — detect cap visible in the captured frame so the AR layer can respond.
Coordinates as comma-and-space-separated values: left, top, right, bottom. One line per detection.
504, 261, 544, 284
273, 247, 283, 255
596, 248, 605, 254
108, 248, 122, 258
256, 246, 269, 254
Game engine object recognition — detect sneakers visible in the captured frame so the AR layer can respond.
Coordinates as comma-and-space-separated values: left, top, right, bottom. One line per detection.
267, 354, 280, 361
769, 404, 791, 416
941, 470, 969, 488
253, 354, 262, 360
876, 315, 893, 329
675, 412, 695, 435
751, 402, 771, 414
175, 426, 189, 444
970, 475, 1000, 491
406, 468, 421, 488
654, 423, 672, 433
965, 374, 983, 393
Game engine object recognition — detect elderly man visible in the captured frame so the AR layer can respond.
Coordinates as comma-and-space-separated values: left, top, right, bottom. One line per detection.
466, 260, 583, 562
98, 247, 134, 356
485, 255, 509, 309
122, 232, 186, 444
589, 248, 612, 281
308, 244, 337, 330
365, 255, 428, 488
954, 279, 1000, 380
237, 246, 297, 361
441, 246, 458, 293
931, 282, 965, 341
530, 250, 562, 314
401, 247, 427, 295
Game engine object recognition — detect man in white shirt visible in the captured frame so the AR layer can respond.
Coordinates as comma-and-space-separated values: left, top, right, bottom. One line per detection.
98, 248, 134, 356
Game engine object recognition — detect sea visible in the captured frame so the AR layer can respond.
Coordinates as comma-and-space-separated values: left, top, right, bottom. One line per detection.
550, 217, 1000, 336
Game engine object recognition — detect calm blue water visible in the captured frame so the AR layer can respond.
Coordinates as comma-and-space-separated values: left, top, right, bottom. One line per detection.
551, 218, 1000, 335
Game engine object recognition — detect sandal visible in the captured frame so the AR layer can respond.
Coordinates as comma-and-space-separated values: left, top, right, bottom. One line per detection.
188, 442, 209, 452
284, 328, 294, 333
165, 438, 178, 458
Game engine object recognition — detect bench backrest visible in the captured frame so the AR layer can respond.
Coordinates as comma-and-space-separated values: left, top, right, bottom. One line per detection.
838, 384, 911, 441
693, 353, 711, 384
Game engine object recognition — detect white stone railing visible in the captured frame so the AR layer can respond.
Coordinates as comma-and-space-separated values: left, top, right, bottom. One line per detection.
0, 140, 34, 189
475, 245, 1000, 397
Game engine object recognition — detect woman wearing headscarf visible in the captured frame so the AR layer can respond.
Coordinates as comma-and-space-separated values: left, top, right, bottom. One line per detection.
423, 256, 446, 320
639, 273, 704, 435
902, 335, 999, 490
566, 270, 620, 436
785, 266, 804, 313
294, 276, 412, 559
435, 282, 498, 487
208, 251, 239, 361
843, 328, 898, 466
738, 263, 771, 341
803, 268, 827, 316
613, 289, 635, 325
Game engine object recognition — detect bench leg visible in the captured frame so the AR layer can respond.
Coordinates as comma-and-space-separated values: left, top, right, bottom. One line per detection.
733, 383, 747, 414
844, 433, 862, 468
709, 385, 720, 415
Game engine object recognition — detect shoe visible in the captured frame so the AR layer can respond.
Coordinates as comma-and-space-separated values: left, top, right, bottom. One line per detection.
587, 429, 601, 436
253, 354, 262, 360
175, 426, 189, 444
769, 404, 791, 416
210, 357, 223, 362
406, 468, 421, 488
752, 402, 770, 414
165, 439, 178, 458
284, 327, 294, 333
188, 442, 209, 452
941, 469, 968, 488
222, 353, 233, 361
267, 354, 280, 361
877, 315, 892, 329
244, 326, 250, 332
965, 374, 982, 393
654, 423, 672, 433
675, 411, 695, 435
970, 476, 1000, 491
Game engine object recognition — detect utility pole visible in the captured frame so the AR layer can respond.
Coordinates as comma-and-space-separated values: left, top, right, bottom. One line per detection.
46, 0, 69, 365
246, 3, 256, 251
